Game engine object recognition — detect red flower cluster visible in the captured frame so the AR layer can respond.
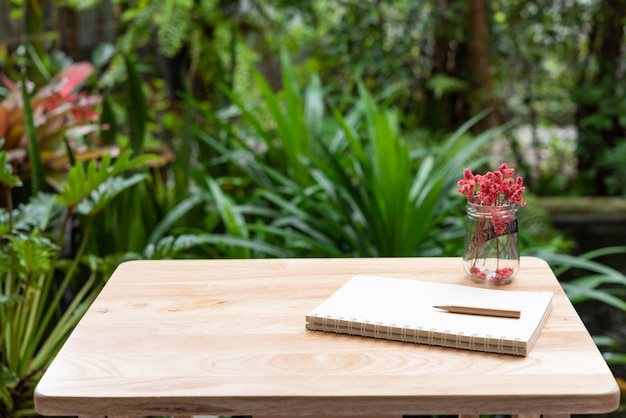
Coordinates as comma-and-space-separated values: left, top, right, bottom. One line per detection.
457, 163, 526, 207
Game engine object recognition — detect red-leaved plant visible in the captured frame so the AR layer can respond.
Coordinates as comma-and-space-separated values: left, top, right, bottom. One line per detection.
0, 62, 109, 190
457, 163, 526, 283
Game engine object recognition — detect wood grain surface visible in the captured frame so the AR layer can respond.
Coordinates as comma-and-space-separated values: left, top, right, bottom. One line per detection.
34, 257, 620, 417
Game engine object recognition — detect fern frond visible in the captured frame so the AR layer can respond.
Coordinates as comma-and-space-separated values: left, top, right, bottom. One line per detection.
426, 74, 468, 99
66, 0, 101, 10
157, 0, 194, 57
198, 0, 219, 21
117, 5, 156, 55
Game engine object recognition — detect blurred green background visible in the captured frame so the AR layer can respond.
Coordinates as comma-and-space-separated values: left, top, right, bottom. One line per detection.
1, 1, 626, 416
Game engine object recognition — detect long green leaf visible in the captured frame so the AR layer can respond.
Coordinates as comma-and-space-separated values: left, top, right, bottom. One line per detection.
147, 193, 206, 245
99, 94, 117, 146
196, 130, 273, 187
20, 73, 44, 194
205, 176, 250, 258
124, 54, 147, 155
249, 224, 345, 257
540, 252, 626, 282
603, 352, 626, 365
304, 74, 324, 148
562, 282, 626, 311
146, 234, 288, 259
260, 165, 370, 255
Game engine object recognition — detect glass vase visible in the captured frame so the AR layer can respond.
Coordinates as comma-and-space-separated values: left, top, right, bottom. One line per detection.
463, 202, 520, 285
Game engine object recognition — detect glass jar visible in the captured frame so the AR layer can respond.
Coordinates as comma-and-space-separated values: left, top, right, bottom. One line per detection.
463, 202, 520, 285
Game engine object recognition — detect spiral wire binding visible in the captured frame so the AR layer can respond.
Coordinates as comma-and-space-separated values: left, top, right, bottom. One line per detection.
469, 333, 478, 351
497, 336, 506, 353
401, 324, 410, 340
308, 313, 522, 355
415, 326, 423, 343
442, 329, 450, 346
455, 331, 464, 349
512, 337, 521, 355
427, 328, 436, 345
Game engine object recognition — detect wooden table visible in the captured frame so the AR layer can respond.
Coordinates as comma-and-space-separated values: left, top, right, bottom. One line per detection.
34, 257, 620, 418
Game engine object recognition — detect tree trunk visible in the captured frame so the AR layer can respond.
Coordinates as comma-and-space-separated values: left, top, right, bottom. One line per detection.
23, 0, 46, 83
58, 6, 81, 61
424, 0, 468, 132
468, 0, 499, 130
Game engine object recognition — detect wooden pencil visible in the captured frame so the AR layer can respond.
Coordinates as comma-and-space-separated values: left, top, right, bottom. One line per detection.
433, 305, 521, 319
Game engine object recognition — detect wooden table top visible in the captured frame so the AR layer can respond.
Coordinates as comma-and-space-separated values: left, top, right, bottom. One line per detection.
34, 256, 620, 416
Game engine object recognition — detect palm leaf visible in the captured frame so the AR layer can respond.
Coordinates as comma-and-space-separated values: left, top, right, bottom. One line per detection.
77, 174, 147, 217
55, 150, 161, 208
9, 193, 63, 234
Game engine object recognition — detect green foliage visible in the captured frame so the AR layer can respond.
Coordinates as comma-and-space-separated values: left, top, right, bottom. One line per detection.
534, 247, 626, 366
0, 225, 95, 417
192, 54, 505, 258
540, 247, 626, 309
0, 146, 156, 416
426, 74, 468, 100
2, 193, 63, 235
203, 176, 250, 258
123, 54, 148, 155
157, 0, 194, 57
8, 232, 57, 278
4, 3, 626, 412
254, 52, 316, 185
295, 1, 432, 125
518, 195, 573, 254
113, 0, 220, 59
8, 0, 626, 197
19, 72, 44, 194
77, 173, 147, 216
55, 150, 161, 209
145, 233, 288, 259
137, 174, 291, 259
0, 148, 21, 189
598, 141, 626, 196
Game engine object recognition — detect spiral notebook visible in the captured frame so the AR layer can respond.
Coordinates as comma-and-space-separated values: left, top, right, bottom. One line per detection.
305, 275, 553, 356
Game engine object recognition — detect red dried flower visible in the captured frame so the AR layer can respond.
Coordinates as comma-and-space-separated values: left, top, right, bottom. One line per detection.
457, 163, 526, 207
